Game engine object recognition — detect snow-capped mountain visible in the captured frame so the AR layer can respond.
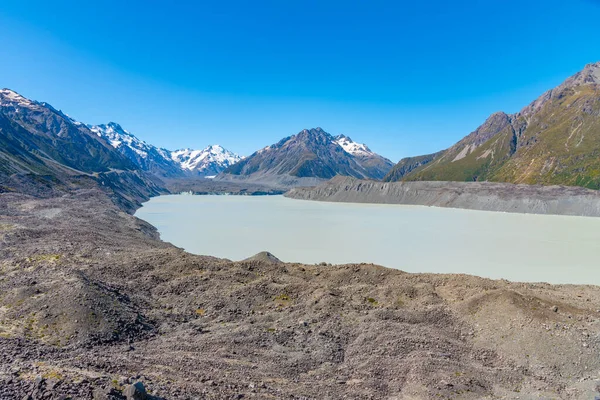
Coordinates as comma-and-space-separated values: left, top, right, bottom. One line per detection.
89, 122, 242, 177
217, 127, 394, 187
89, 123, 183, 177
89, 123, 171, 161
171, 145, 242, 176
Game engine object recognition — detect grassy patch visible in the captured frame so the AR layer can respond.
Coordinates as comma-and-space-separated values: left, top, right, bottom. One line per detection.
26, 254, 62, 264
273, 293, 291, 307
42, 370, 64, 381
111, 378, 124, 390
195, 308, 206, 316
0, 223, 15, 231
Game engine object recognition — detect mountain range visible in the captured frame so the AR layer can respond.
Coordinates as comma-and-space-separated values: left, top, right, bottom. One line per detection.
384, 62, 600, 190
0, 88, 393, 207
216, 127, 394, 187
3, 60, 600, 205
0, 89, 241, 181
89, 122, 241, 178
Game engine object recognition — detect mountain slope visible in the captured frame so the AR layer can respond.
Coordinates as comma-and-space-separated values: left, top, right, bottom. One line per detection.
0, 89, 136, 174
382, 151, 444, 182
393, 111, 518, 182
385, 62, 600, 189
217, 127, 393, 187
0, 89, 164, 212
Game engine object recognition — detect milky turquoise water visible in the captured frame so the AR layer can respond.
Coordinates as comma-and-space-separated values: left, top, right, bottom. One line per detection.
135, 195, 600, 285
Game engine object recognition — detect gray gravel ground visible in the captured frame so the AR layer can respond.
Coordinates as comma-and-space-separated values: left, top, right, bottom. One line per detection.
1, 190, 600, 399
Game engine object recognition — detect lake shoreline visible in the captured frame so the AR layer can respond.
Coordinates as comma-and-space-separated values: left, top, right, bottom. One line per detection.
135, 194, 600, 286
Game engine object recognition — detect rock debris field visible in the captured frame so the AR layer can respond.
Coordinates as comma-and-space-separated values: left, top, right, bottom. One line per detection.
1, 190, 600, 399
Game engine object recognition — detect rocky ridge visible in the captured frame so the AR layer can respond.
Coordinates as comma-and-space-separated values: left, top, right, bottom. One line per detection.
287, 176, 600, 217
0, 89, 165, 213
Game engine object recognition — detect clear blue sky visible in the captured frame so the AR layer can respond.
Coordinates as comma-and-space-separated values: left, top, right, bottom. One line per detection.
1, 0, 599, 161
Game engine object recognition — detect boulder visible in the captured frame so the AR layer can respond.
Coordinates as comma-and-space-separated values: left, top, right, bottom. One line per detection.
124, 382, 148, 400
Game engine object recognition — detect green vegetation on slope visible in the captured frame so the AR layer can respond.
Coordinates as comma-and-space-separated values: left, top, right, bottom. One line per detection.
387, 63, 600, 190
491, 86, 600, 189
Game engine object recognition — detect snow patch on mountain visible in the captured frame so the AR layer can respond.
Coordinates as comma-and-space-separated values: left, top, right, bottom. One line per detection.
89, 122, 241, 176
0, 89, 41, 109
89, 122, 163, 159
171, 145, 242, 172
334, 135, 372, 157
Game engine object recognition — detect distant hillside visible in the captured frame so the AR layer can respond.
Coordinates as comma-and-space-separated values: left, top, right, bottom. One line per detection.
384, 62, 600, 190
216, 127, 393, 187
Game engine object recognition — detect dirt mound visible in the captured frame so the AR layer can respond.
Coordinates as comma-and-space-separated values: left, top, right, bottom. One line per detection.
243, 251, 283, 264
0, 264, 153, 347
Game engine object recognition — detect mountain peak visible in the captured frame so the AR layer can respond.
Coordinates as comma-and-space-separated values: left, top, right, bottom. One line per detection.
106, 121, 124, 129
89, 123, 241, 176
583, 61, 600, 71
581, 61, 600, 82
298, 127, 327, 136
561, 61, 600, 88
0, 88, 21, 97
0, 88, 36, 107
95, 122, 130, 135
334, 135, 372, 157
335, 133, 349, 140
220, 127, 393, 182
170, 145, 241, 173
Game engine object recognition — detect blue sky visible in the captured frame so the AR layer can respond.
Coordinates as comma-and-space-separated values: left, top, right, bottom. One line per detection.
1, 0, 599, 161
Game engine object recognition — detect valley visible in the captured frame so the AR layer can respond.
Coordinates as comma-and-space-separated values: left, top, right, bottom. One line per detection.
3, 61, 600, 399
2, 189, 600, 399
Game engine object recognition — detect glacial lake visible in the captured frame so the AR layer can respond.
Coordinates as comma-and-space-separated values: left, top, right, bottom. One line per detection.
135, 195, 600, 285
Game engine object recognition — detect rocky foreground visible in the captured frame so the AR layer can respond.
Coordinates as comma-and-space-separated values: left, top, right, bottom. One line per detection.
286, 176, 600, 217
1, 190, 600, 399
